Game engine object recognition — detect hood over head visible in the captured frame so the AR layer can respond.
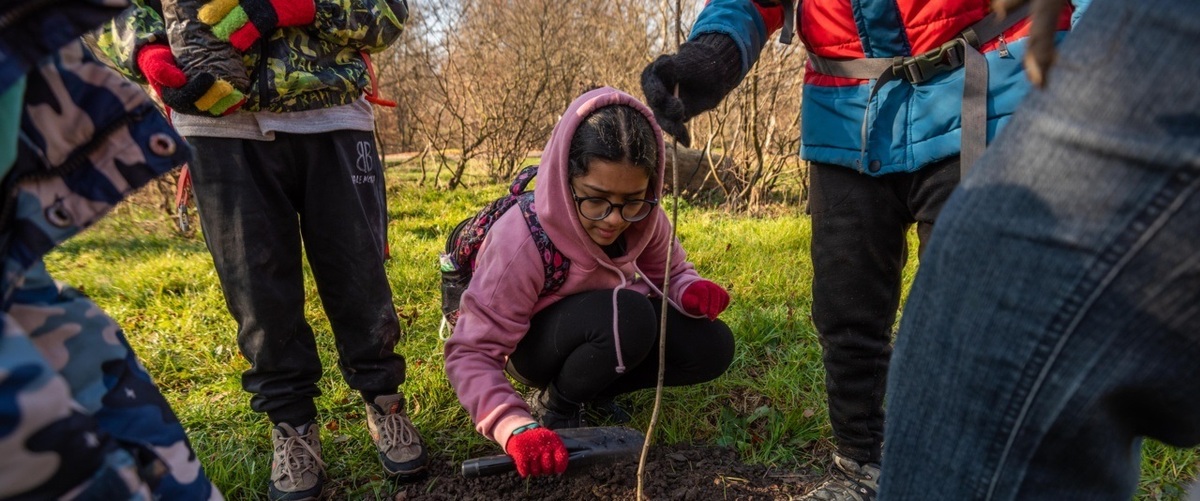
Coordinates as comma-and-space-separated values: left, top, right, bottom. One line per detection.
533, 87, 666, 267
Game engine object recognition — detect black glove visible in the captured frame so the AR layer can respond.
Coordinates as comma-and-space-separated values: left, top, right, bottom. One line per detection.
640, 33, 744, 147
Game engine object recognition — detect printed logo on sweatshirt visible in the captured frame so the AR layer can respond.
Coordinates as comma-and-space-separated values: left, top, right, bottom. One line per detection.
353, 140, 376, 184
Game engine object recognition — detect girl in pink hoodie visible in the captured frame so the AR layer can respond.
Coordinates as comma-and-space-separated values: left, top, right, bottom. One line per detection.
444, 87, 734, 477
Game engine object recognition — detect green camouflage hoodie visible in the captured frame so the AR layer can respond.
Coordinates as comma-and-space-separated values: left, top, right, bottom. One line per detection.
90, 0, 406, 113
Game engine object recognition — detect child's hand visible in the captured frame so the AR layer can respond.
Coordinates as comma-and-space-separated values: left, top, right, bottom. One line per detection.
136, 44, 245, 116
199, 0, 317, 51
505, 426, 568, 477
640, 33, 743, 147
681, 280, 730, 321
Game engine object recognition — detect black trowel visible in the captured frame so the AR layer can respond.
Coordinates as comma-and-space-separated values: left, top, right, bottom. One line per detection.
461, 426, 646, 478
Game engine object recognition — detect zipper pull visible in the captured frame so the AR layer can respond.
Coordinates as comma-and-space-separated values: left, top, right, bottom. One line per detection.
998, 34, 1011, 58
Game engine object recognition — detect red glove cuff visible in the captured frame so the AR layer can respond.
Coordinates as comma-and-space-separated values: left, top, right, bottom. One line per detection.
229, 23, 262, 52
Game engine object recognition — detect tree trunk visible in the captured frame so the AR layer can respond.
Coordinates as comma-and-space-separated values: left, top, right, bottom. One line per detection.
662, 142, 735, 197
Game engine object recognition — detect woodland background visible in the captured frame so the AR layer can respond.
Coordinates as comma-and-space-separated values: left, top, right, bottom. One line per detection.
66, 1, 1199, 498
368, 0, 807, 208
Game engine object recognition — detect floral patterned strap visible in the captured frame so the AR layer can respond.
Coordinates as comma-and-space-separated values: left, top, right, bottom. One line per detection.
441, 165, 569, 328
509, 165, 539, 196
518, 194, 569, 294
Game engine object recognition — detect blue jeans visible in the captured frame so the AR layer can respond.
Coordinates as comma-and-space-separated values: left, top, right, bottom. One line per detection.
879, 1, 1200, 499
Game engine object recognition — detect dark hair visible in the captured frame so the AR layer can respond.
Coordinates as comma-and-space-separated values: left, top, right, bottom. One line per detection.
567, 105, 658, 186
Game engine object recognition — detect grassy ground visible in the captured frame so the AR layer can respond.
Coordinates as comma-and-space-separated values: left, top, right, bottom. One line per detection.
44, 161, 1198, 499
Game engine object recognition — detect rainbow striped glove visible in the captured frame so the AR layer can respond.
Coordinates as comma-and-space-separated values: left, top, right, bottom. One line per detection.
137, 44, 246, 116
199, 0, 316, 51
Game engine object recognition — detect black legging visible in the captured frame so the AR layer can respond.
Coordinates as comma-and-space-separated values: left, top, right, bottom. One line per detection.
507, 288, 735, 403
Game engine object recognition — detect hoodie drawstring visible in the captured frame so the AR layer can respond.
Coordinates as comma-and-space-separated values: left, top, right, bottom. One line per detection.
601, 260, 688, 375
600, 260, 629, 374
634, 262, 686, 314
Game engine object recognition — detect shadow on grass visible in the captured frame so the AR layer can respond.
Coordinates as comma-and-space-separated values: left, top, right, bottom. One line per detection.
52, 233, 209, 260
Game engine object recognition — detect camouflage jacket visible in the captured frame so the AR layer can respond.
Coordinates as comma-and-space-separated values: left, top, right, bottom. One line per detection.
90, 0, 407, 113
0, 0, 128, 91
1, 1, 191, 306
1, 45, 190, 308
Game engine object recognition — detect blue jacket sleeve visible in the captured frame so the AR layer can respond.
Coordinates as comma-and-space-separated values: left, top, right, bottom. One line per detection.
1070, 0, 1091, 27
688, 0, 771, 77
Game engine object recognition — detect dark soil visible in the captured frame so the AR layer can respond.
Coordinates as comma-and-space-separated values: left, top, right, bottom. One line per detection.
390, 444, 820, 500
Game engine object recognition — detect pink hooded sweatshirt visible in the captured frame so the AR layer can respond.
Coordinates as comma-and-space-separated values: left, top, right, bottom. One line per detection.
443, 87, 708, 450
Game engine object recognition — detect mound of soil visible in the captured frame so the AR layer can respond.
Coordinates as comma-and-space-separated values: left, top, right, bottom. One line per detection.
391, 444, 819, 500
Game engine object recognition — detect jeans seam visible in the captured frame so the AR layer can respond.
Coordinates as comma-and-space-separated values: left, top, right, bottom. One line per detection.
983, 169, 1200, 499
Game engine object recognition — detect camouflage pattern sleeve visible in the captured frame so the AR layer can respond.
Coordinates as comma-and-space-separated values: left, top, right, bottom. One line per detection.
1, 39, 218, 500
312, 0, 408, 53
86, 1, 168, 83
0, 265, 221, 499
1, 0, 132, 91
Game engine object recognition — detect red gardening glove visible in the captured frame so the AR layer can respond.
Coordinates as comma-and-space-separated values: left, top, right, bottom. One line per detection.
681, 280, 730, 321
505, 427, 569, 478
199, 0, 317, 51
136, 44, 245, 116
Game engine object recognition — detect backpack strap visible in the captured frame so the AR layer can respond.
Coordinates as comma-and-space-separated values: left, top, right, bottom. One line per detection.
779, 0, 795, 45
516, 194, 569, 295
805, 4, 1031, 174
510, 165, 539, 196
510, 164, 569, 292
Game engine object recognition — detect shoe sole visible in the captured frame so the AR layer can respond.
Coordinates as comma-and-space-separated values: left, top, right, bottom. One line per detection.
384, 464, 429, 483
269, 494, 319, 501
268, 485, 322, 501
381, 450, 430, 481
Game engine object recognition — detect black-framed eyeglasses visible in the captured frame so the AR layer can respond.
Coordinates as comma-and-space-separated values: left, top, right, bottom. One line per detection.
570, 186, 658, 222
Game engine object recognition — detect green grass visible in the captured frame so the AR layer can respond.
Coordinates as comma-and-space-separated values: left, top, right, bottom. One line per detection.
44, 162, 1198, 499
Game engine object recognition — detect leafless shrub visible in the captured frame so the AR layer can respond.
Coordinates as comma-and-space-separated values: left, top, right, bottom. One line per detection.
371, 0, 807, 209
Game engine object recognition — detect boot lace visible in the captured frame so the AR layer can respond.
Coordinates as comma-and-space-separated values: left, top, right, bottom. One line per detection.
805, 456, 878, 501
376, 406, 419, 451
273, 431, 326, 484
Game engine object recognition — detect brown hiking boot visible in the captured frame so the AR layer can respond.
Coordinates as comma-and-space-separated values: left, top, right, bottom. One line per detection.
269, 422, 325, 501
366, 394, 428, 480
801, 453, 880, 501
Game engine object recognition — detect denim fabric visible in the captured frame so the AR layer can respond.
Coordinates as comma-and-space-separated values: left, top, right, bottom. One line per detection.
880, 1, 1200, 499
188, 130, 404, 426
808, 157, 959, 464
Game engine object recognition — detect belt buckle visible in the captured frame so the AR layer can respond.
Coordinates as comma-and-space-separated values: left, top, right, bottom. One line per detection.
893, 38, 966, 84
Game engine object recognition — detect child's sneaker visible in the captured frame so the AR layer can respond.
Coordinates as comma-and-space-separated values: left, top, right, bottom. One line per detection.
366, 394, 428, 480
269, 421, 325, 501
800, 453, 880, 501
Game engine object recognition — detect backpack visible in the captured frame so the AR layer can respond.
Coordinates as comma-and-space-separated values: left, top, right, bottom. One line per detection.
438, 165, 570, 338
